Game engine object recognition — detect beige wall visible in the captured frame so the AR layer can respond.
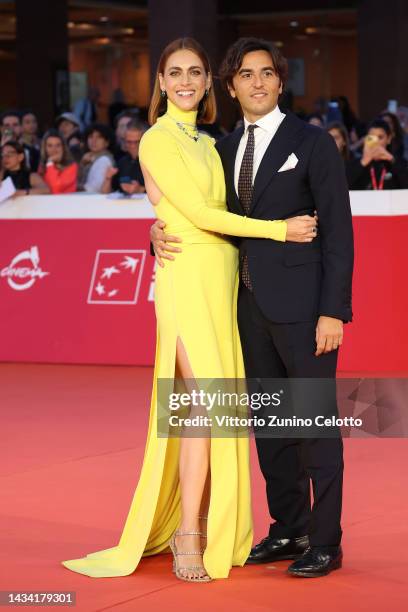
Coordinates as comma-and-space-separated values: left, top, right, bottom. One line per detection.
69, 44, 150, 122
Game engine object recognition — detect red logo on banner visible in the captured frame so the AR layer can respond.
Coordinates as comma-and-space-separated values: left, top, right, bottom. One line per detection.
88, 249, 146, 304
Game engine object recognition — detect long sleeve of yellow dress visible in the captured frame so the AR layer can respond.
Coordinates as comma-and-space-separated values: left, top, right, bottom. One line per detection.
139, 127, 287, 242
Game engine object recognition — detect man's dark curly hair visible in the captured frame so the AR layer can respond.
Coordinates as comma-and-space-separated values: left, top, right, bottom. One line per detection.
219, 37, 288, 92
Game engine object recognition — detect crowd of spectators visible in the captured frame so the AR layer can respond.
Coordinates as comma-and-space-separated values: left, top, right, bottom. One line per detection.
0, 104, 148, 198
1, 94, 408, 198
304, 97, 408, 189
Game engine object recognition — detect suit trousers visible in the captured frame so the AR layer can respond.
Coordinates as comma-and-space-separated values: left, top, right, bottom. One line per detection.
237, 284, 343, 547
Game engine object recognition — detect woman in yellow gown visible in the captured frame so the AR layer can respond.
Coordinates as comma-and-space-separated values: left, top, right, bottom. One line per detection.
62, 38, 315, 582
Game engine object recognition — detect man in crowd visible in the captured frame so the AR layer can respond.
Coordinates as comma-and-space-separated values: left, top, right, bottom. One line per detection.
55, 112, 83, 161
56, 112, 81, 142
114, 109, 142, 162
103, 120, 147, 195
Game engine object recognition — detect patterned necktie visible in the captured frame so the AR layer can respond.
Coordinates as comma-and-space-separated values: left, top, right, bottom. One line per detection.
238, 124, 258, 291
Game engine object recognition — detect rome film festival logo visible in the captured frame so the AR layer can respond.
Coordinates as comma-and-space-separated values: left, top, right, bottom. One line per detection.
0, 246, 49, 291
88, 249, 146, 305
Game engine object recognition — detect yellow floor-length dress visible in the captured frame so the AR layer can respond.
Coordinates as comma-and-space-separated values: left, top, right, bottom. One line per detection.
62, 99, 287, 580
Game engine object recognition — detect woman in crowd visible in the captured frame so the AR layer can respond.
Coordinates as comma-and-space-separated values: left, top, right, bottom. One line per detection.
347, 118, 408, 190
326, 121, 351, 161
77, 123, 115, 193
379, 111, 405, 160
0, 141, 49, 196
62, 37, 316, 583
336, 96, 358, 133
40, 129, 78, 194
21, 110, 41, 149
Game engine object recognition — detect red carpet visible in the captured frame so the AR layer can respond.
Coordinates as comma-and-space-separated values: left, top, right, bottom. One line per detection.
1, 364, 407, 611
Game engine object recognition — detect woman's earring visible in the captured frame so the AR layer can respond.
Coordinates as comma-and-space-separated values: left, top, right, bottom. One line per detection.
205, 89, 209, 97
161, 90, 166, 98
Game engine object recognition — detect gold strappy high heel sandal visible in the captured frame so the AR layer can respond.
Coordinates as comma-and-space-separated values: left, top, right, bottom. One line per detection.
169, 530, 212, 583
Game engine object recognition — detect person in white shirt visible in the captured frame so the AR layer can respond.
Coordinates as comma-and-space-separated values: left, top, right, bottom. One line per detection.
78, 123, 115, 193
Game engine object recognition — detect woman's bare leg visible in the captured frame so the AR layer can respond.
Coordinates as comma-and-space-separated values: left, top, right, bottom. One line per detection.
175, 337, 211, 580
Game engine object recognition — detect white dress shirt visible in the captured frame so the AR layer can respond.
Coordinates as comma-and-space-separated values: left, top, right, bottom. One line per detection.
234, 105, 286, 196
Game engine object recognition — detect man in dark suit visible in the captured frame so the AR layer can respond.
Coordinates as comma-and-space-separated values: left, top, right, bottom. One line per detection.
151, 38, 354, 578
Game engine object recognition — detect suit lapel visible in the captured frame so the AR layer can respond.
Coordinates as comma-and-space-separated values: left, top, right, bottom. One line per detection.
221, 126, 244, 214
251, 112, 305, 214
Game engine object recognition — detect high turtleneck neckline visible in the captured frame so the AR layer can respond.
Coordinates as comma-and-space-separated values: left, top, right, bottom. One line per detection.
166, 98, 198, 126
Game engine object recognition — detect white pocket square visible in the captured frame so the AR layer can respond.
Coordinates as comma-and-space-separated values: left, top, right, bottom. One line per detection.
278, 153, 298, 172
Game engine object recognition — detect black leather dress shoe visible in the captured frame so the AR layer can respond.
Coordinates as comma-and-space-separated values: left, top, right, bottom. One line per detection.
246, 534, 309, 564
287, 546, 343, 577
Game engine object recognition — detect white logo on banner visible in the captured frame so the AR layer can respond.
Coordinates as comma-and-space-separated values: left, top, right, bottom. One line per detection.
88, 249, 146, 305
0, 246, 49, 291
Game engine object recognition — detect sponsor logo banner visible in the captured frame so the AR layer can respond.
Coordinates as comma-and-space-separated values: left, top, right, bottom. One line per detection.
88, 249, 146, 305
